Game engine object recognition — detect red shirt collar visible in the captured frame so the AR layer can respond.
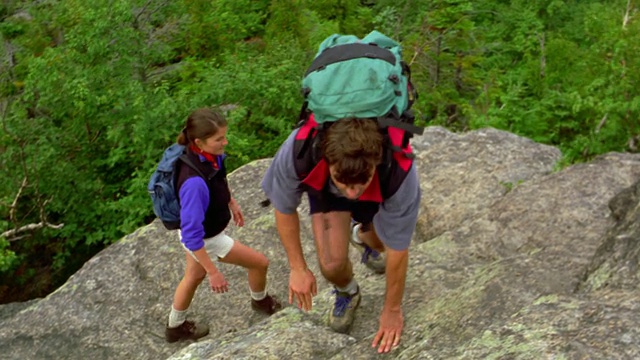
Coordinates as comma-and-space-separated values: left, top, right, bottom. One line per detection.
301, 159, 383, 203
189, 144, 220, 169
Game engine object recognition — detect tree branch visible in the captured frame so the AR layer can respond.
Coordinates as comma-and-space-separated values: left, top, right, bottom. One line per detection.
9, 177, 27, 222
629, 134, 639, 152
2, 222, 65, 241
538, 32, 546, 79
623, 0, 633, 29
2, 197, 64, 241
133, 0, 155, 29
3, 39, 16, 68
595, 113, 608, 133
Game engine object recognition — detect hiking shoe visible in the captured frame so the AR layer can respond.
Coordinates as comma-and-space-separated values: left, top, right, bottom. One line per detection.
165, 320, 209, 343
349, 222, 386, 274
251, 294, 283, 315
328, 287, 361, 334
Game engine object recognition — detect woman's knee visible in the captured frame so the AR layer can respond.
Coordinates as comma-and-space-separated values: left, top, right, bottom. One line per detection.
253, 253, 269, 272
184, 265, 206, 284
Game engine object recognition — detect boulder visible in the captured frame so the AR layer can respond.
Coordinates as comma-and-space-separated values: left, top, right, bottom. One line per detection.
2, 126, 640, 359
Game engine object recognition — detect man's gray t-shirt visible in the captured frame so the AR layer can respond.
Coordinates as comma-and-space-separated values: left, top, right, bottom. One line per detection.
261, 129, 420, 251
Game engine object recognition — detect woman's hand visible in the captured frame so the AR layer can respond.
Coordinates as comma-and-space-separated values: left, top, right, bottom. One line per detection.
207, 270, 228, 293
229, 198, 244, 226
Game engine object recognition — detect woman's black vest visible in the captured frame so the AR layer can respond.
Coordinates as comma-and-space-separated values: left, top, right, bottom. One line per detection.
176, 151, 231, 238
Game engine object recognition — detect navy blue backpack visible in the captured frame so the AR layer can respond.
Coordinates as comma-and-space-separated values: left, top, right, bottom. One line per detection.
148, 144, 204, 230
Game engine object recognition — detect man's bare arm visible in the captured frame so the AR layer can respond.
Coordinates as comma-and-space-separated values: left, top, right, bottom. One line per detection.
384, 247, 408, 310
275, 209, 306, 270
275, 209, 318, 311
373, 247, 408, 353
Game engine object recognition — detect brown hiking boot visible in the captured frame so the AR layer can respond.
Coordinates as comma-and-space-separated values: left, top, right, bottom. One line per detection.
251, 294, 283, 315
328, 287, 361, 334
165, 320, 209, 343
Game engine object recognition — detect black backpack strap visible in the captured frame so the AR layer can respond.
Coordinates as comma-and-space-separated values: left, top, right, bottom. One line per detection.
295, 127, 325, 180
310, 127, 325, 164
296, 127, 316, 161
172, 153, 210, 206
377, 116, 424, 135
387, 144, 415, 159
296, 118, 328, 164
297, 100, 310, 125
402, 61, 418, 109
378, 111, 419, 160
305, 43, 396, 76
377, 135, 395, 199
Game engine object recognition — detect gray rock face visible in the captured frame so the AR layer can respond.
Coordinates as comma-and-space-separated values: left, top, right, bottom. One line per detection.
2, 126, 640, 360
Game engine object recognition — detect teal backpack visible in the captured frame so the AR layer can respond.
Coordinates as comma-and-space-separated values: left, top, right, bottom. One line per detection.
299, 30, 422, 136
296, 30, 423, 167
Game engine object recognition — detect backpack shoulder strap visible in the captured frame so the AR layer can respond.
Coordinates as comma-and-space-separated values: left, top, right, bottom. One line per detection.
304, 42, 396, 76
173, 153, 212, 205
294, 114, 327, 178
377, 114, 424, 136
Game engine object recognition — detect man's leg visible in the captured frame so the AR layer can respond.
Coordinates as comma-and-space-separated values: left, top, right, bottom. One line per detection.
311, 210, 352, 285
350, 202, 386, 274
356, 223, 384, 252
311, 210, 361, 333
350, 222, 386, 274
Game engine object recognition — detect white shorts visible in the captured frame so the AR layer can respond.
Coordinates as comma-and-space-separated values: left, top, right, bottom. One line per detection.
178, 230, 234, 261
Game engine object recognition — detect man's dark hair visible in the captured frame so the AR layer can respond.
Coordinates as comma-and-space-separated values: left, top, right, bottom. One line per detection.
322, 118, 383, 185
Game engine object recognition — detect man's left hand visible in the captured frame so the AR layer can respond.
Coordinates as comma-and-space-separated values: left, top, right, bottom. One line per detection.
372, 307, 403, 353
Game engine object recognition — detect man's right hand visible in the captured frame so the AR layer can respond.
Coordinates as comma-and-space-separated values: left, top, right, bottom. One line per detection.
289, 268, 317, 311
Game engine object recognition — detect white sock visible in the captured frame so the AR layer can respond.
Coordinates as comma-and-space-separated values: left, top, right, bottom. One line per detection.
336, 278, 359, 295
250, 289, 267, 301
168, 306, 187, 328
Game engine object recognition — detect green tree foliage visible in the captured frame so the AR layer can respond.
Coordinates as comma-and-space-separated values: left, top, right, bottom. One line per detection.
369, 0, 638, 161
468, 0, 640, 162
181, 0, 270, 58
0, 0, 638, 302
304, 0, 374, 40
